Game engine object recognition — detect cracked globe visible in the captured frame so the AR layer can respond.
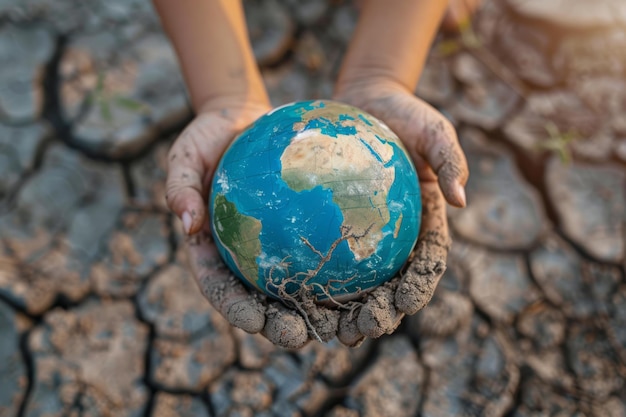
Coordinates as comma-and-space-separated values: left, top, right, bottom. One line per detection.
209, 100, 421, 304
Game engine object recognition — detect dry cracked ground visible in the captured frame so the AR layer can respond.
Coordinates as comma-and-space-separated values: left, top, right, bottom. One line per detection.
1, 0, 626, 416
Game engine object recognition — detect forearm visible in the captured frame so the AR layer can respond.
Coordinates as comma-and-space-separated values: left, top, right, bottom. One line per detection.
336, 0, 448, 94
153, 0, 269, 112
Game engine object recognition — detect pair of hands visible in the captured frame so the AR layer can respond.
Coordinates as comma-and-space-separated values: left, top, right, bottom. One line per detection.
165, 82, 468, 349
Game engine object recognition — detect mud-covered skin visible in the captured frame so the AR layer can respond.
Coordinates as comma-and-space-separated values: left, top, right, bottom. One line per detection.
262, 303, 309, 349
174, 75, 466, 348
186, 211, 450, 348
302, 298, 340, 342
187, 230, 266, 334
349, 184, 451, 339
357, 283, 403, 339
395, 185, 451, 315
338, 309, 366, 347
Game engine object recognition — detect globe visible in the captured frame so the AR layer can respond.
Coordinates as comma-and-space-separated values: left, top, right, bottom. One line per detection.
209, 100, 421, 305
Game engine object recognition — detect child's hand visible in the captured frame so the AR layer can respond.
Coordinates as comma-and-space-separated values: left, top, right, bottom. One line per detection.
165, 101, 270, 236
165, 103, 274, 334
333, 81, 469, 343
166, 101, 350, 349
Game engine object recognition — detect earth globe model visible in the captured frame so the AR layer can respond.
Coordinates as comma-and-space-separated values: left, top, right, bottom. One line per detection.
209, 100, 421, 304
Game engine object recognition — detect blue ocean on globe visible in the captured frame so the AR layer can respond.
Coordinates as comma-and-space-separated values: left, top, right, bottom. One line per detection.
209, 100, 421, 303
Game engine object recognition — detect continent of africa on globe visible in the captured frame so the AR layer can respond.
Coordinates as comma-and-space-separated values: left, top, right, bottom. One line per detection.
209, 100, 421, 305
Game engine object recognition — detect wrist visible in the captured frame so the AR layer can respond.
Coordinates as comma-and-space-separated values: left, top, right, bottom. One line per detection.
196, 94, 268, 114
335, 71, 409, 98
336, 0, 445, 102
155, 0, 270, 114
333, 76, 409, 109
195, 95, 271, 132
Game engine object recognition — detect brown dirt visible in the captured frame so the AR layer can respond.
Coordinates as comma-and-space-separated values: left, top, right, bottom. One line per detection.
396, 186, 451, 315
357, 283, 403, 338
262, 302, 309, 349
302, 300, 340, 342
337, 309, 365, 347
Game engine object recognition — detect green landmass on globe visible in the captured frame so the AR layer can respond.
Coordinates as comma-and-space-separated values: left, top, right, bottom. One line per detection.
209, 100, 422, 305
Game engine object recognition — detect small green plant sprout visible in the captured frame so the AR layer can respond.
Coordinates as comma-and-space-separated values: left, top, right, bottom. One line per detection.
437, 19, 483, 57
536, 121, 579, 164
86, 72, 151, 123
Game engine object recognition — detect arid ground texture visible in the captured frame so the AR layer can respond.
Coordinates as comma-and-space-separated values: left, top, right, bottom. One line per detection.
1, 0, 626, 416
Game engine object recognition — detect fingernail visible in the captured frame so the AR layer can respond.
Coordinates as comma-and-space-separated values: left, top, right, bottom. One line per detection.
456, 183, 467, 207
182, 211, 193, 235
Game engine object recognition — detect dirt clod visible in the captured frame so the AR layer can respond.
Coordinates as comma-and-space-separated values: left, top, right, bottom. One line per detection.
358, 283, 402, 338
338, 309, 365, 347
303, 302, 340, 342
263, 302, 309, 349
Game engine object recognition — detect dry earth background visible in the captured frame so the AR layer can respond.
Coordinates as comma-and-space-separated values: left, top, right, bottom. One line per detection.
1, 0, 626, 416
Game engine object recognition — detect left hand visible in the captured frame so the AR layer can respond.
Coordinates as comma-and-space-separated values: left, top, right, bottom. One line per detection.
333, 80, 469, 345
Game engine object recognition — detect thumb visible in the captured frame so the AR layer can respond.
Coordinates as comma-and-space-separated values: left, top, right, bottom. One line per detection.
413, 106, 468, 208
165, 130, 210, 235
165, 109, 269, 234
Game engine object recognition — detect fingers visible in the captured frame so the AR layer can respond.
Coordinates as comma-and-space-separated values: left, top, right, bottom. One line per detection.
301, 303, 340, 343
186, 229, 266, 333
166, 126, 210, 235
395, 181, 451, 315
365, 93, 469, 208
357, 282, 405, 338
263, 302, 309, 349
408, 101, 469, 208
166, 113, 236, 235
186, 227, 314, 349
337, 309, 365, 347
